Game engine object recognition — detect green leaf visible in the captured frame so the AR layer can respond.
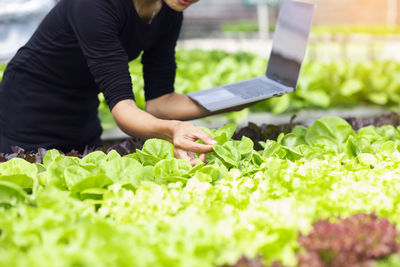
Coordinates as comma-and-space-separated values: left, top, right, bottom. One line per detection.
305, 90, 330, 108
196, 163, 228, 182
43, 149, 61, 167
79, 187, 107, 200
251, 151, 264, 166
0, 180, 28, 205
154, 158, 191, 183
346, 136, 373, 157
192, 172, 213, 183
237, 136, 254, 155
214, 124, 237, 144
0, 158, 37, 189
376, 125, 399, 140
70, 174, 113, 194
279, 133, 304, 148
135, 150, 160, 166
213, 142, 240, 168
80, 187, 107, 195
340, 79, 363, 96
357, 153, 377, 167
282, 147, 303, 161
0, 174, 34, 190
369, 92, 388, 105
46, 156, 80, 189
102, 158, 144, 187
81, 151, 107, 167
107, 150, 121, 161
306, 117, 353, 146
142, 139, 174, 159
291, 126, 307, 140
135, 139, 175, 166
378, 141, 397, 154
271, 94, 291, 114
143, 165, 155, 181
64, 165, 112, 192
262, 140, 284, 158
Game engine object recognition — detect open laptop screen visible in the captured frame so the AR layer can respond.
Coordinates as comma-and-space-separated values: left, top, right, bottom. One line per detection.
266, 0, 316, 88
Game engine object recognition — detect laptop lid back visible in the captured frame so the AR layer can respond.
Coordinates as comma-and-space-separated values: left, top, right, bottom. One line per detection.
266, 0, 316, 89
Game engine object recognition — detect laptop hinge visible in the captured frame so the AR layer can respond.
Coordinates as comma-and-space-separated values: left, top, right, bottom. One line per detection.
262, 76, 294, 92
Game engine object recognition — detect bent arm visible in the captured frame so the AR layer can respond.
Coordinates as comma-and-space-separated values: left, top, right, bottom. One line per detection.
145, 92, 210, 120
112, 99, 216, 163
112, 99, 176, 141
145, 92, 256, 121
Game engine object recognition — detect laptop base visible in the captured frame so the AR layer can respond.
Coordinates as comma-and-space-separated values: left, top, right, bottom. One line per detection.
188, 76, 291, 112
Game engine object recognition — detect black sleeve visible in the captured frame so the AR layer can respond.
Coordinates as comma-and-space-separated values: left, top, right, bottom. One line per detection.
67, 0, 134, 110
141, 15, 183, 101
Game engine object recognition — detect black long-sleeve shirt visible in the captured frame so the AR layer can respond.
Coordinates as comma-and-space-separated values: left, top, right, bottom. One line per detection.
0, 0, 182, 152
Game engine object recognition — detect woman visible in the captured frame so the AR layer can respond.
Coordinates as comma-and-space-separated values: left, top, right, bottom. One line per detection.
0, 0, 243, 165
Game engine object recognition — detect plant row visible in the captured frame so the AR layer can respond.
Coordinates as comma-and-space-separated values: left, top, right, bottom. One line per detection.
2, 116, 400, 266
3, 112, 399, 163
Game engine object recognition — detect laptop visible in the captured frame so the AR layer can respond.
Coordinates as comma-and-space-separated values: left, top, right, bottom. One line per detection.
188, 0, 316, 112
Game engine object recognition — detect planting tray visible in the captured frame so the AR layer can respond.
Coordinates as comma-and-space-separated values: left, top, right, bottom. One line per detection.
101, 106, 395, 141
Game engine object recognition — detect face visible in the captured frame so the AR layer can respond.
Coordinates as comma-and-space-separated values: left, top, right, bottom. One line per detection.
163, 0, 199, 12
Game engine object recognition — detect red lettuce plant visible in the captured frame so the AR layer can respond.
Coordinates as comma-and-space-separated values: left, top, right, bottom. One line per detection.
298, 213, 400, 267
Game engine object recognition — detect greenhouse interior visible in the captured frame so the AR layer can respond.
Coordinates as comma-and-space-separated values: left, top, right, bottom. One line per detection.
2, 0, 400, 266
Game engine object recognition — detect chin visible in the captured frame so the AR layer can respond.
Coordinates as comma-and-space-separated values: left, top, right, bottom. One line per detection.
164, 0, 196, 12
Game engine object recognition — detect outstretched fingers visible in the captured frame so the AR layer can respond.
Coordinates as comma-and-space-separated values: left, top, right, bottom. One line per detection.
175, 137, 215, 153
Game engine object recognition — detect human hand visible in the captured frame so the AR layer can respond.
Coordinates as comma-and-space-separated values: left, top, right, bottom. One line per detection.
171, 121, 217, 166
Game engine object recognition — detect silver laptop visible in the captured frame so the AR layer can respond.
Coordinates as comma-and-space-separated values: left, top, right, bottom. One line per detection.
188, 0, 316, 112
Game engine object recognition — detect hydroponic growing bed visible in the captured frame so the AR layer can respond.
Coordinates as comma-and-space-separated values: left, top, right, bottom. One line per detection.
2, 115, 400, 266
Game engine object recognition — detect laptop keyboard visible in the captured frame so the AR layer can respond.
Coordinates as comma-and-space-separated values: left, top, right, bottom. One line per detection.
223, 79, 283, 100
